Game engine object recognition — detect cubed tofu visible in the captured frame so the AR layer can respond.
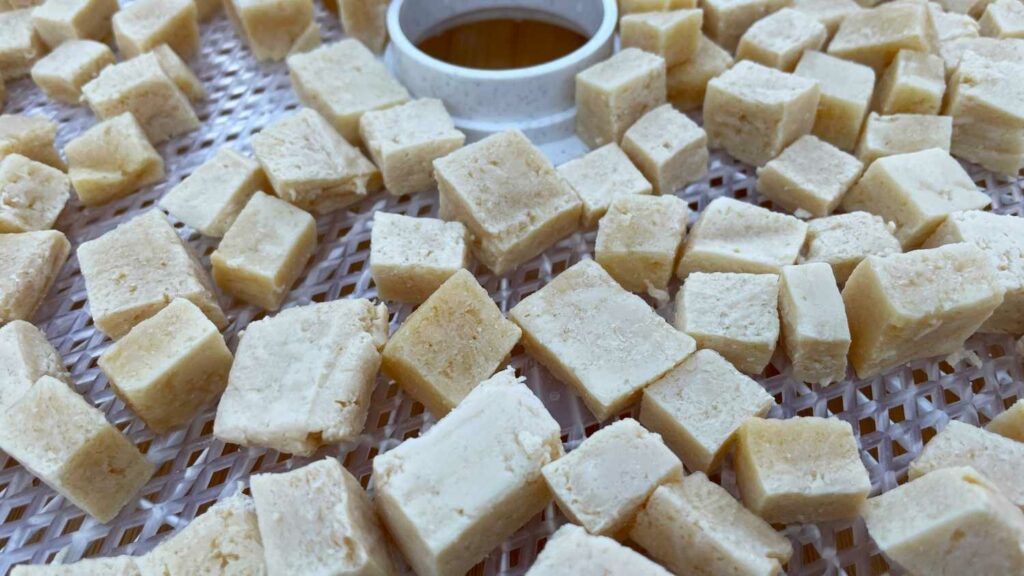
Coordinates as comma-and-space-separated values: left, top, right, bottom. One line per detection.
855, 112, 953, 164
828, 2, 937, 71
0, 9, 45, 80
640, 349, 775, 472
792, 0, 862, 37
0, 320, 69, 411
703, 60, 821, 166
620, 0, 697, 13
802, 212, 901, 284
735, 416, 871, 523
756, 135, 863, 217
30, 0, 118, 49
340, 0, 389, 53
677, 197, 808, 277
77, 210, 226, 340
575, 48, 667, 148
370, 212, 469, 304
631, 473, 793, 576
779, 263, 850, 383
0, 230, 69, 324
666, 34, 733, 112
874, 49, 946, 114
988, 399, 1024, 442
225, 0, 319, 61
372, 368, 564, 576
0, 376, 154, 522
98, 299, 232, 433
737, 8, 828, 72
359, 98, 464, 196
595, 194, 689, 293
252, 108, 380, 214
65, 113, 165, 206
842, 244, 1004, 378
620, 9, 703, 66
112, 0, 199, 59
621, 104, 708, 194
0, 114, 64, 169
11, 557, 140, 575
704, 0, 791, 51
864, 466, 1024, 576
932, 4, 981, 49
214, 299, 388, 456
793, 50, 875, 151
251, 458, 397, 576
434, 130, 582, 274
0, 153, 69, 232
674, 272, 780, 374
149, 44, 205, 102
30, 39, 115, 104
558, 143, 653, 229
509, 259, 697, 421
980, 0, 1024, 38
939, 35, 1023, 76
381, 269, 521, 417
527, 524, 671, 576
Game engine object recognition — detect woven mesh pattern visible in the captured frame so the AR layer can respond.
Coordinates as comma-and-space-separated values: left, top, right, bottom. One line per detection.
2, 4, 1024, 575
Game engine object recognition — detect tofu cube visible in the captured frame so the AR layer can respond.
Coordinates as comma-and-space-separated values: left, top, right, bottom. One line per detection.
737, 8, 829, 72
65, 113, 165, 206
855, 112, 953, 164
828, 2, 937, 71
214, 299, 388, 456
621, 104, 708, 194
225, 0, 319, 62
370, 212, 469, 304
802, 211, 901, 284
0, 230, 70, 324
558, 143, 652, 228
0, 9, 45, 80
0, 114, 64, 169
932, 5, 981, 47
980, 0, 1024, 38
677, 197, 808, 277
0, 320, 70, 411
595, 194, 689, 293
543, 419, 683, 537
704, 60, 821, 167
77, 210, 226, 340
434, 130, 582, 274
756, 134, 863, 217
359, 98, 465, 196
372, 368, 564, 576
381, 269, 522, 417
631, 473, 793, 576
0, 376, 154, 522
575, 48, 667, 148
112, 0, 199, 60
98, 299, 232, 433
509, 259, 697, 421
251, 108, 381, 215
0, 153, 70, 233
30, 0, 119, 49
988, 398, 1024, 442
640, 349, 775, 472
674, 272, 781, 374
939, 35, 1022, 76
251, 458, 397, 576
529, 524, 672, 576
792, 0, 863, 37
736, 416, 871, 523
666, 34, 734, 112
794, 50, 875, 151
340, 0, 390, 53
11, 557, 140, 575
150, 44, 206, 102
842, 244, 1004, 378
779, 263, 850, 383
30, 39, 115, 104
619, 9, 703, 66
874, 49, 946, 114
704, 0, 791, 51
621, 0, 697, 13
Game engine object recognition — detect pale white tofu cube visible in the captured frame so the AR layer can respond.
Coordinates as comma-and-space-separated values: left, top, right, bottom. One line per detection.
31, 0, 118, 49
527, 524, 671, 576
703, 0, 790, 51
0, 230, 70, 324
0, 153, 70, 232
874, 49, 946, 114
737, 8, 828, 72
595, 194, 689, 293
828, 2, 937, 71
30, 39, 115, 104
792, 0, 862, 37
0, 9, 45, 80
855, 112, 953, 164
621, 103, 708, 194
666, 34, 733, 112
0, 114, 64, 169
756, 135, 863, 217
779, 263, 850, 383
980, 0, 1024, 38
370, 211, 469, 304
0, 320, 69, 411
793, 50, 875, 151
65, 113, 165, 206
225, 0, 320, 62
575, 48, 667, 148
988, 399, 1024, 442
112, 0, 199, 59
340, 0, 389, 53
556, 143, 652, 229
620, 9, 703, 66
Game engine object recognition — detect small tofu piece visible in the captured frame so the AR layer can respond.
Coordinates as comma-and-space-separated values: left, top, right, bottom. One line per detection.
0, 9, 44, 80
77, 210, 226, 340
855, 112, 953, 164
98, 299, 232, 433
527, 524, 672, 576
666, 34, 733, 112
620, 9, 703, 66
557, 143, 652, 228
779, 263, 850, 383
0, 376, 154, 522
674, 272, 781, 374
509, 259, 697, 421
0, 114, 64, 169
0, 321, 69, 411
737, 8, 828, 72
65, 113, 165, 206
370, 212, 469, 304
251, 458, 397, 576
874, 49, 946, 114
631, 473, 793, 576
434, 130, 582, 274
703, 60, 821, 166
359, 98, 465, 196
756, 135, 863, 217
382, 269, 521, 416
30, 39, 115, 104
575, 48, 667, 148
864, 466, 1024, 576
595, 195, 689, 293
372, 368, 564, 576
211, 191, 316, 311
149, 44, 205, 102
252, 108, 381, 215
792, 0, 862, 37
793, 50, 875, 151
981, 0, 1024, 38
11, 557, 140, 575
735, 416, 871, 523
802, 211, 901, 284
828, 2, 937, 72
214, 299, 388, 456
640, 349, 775, 473
621, 104, 708, 194
136, 493, 266, 575
842, 244, 1004, 378
620, 0, 697, 13
939, 35, 1022, 75
0, 230, 70, 323
704, 0, 791, 51
30, 0, 119, 49
988, 399, 1024, 442
340, 0, 389, 53
543, 419, 682, 537
112, 0, 199, 60
840, 148, 990, 248
289, 39, 410, 144
677, 197, 808, 277
0, 153, 70, 232
932, 3, 981, 48
225, 0, 319, 61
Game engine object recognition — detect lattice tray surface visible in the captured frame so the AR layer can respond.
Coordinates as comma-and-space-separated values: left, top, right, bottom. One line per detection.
3, 4, 1024, 575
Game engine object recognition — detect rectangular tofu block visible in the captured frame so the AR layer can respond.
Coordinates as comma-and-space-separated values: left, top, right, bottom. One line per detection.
31, 0, 118, 49
0, 320, 69, 411
509, 259, 696, 421
30, 39, 115, 104
855, 112, 953, 164
214, 299, 388, 455
225, 0, 319, 61
779, 263, 851, 384
621, 104, 708, 195
0, 153, 70, 233
12, 556, 140, 575
828, 2, 937, 71
112, 0, 199, 59
666, 34, 734, 112
620, 9, 702, 66
372, 368, 564, 576
65, 113, 165, 206
575, 48, 667, 148
0, 9, 45, 80
704, 0, 791, 51
793, 50, 876, 151
556, 143, 652, 229
527, 524, 671, 576
756, 134, 863, 217
988, 398, 1024, 442
370, 211, 469, 304
340, 0, 390, 53
0, 114, 64, 169
595, 194, 689, 293
0, 230, 70, 324
874, 49, 946, 114
737, 8, 829, 72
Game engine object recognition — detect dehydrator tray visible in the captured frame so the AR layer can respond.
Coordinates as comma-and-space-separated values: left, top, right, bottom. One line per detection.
3, 4, 1024, 575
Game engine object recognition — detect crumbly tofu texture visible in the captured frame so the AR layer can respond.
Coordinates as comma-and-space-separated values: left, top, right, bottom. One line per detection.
528, 524, 672, 576
11, 556, 140, 575
112, 0, 199, 59
0, 230, 70, 324
666, 34, 734, 112
988, 399, 1024, 442
340, 0, 389, 53
980, 0, 1024, 38
575, 48, 667, 149
793, 50, 875, 152
737, 8, 828, 72
509, 259, 697, 421
756, 134, 863, 217
372, 368, 564, 576
703, 0, 790, 51
0, 9, 45, 80
595, 194, 689, 293
0, 153, 70, 233
0, 114, 65, 169
779, 263, 851, 384
802, 212, 901, 285
828, 2, 937, 72
621, 104, 708, 195
434, 130, 582, 275
874, 49, 946, 115
0, 320, 70, 411
225, 0, 319, 61
30, 39, 115, 105
856, 112, 953, 164
370, 211, 470, 304
31, 0, 119, 49
557, 143, 652, 229
640, 349, 775, 472
842, 244, 1004, 379
0, 376, 155, 522
65, 113, 165, 207
214, 299, 388, 456
620, 9, 703, 67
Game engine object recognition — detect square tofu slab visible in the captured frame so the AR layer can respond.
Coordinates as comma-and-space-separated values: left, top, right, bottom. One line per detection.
370, 211, 469, 304
31, 0, 119, 49
65, 113, 165, 206
595, 194, 689, 293
737, 8, 828, 72
666, 34, 734, 112
619, 9, 703, 66
621, 104, 708, 195
30, 39, 115, 105
0, 9, 45, 80
828, 2, 937, 72
0, 114, 64, 169
703, 0, 790, 51
0, 230, 70, 324
793, 50, 875, 151
855, 112, 953, 164
225, 0, 320, 62
988, 399, 1024, 442
0, 153, 70, 232
527, 524, 671, 576
756, 135, 863, 217
574, 48, 667, 149
112, 0, 199, 59
556, 143, 652, 229
0, 320, 69, 411
779, 263, 851, 384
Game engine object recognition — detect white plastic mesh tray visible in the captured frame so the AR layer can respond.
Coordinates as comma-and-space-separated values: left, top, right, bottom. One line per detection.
3, 4, 1024, 575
